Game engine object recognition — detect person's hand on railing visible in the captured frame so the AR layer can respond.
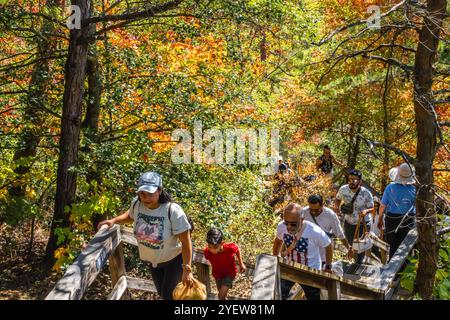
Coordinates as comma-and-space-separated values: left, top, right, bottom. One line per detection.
97, 219, 115, 230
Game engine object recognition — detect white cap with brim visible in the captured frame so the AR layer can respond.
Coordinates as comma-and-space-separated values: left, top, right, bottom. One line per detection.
137, 185, 159, 194
389, 163, 415, 184
137, 171, 162, 194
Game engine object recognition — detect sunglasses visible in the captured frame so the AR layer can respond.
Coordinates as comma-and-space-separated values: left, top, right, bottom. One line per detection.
283, 220, 298, 227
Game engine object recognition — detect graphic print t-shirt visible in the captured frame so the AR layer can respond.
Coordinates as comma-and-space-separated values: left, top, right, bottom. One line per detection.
276, 220, 331, 270
129, 198, 190, 267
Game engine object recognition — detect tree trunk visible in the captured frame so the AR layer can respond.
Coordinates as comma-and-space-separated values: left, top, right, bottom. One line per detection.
9, 0, 60, 197
347, 123, 361, 169
82, 9, 104, 230
44, 0, 91, 265
413, 0, 446, 300
381, 64, 391, 191
82, 57, 101, 131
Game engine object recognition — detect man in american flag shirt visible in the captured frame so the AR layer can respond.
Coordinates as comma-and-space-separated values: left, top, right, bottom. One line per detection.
273, 203, 333, 300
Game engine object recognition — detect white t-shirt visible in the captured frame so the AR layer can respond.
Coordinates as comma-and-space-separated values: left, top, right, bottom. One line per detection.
302, 206, 345, 262
336, 185, 374, 225
276, 220, 331, 270
129, 197, 191, 267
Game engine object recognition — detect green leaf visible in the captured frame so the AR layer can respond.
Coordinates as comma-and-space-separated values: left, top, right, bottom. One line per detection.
400, 277, 415, 292
439, 249, 449, 261
438, 283, 449, 300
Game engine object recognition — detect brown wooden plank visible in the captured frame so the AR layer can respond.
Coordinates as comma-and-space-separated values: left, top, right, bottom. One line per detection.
339, 281, 384, 300
280, 263, 328, 290
378, 228, 418, 292
362, 255, 383, 267
279, 258, 343, 282
120, 226, 137, 246
193, 248, 211, 265
45, 225, 121, 300
289, 287, 305, 300
207, 293, 244, 300
195, 262, 212, 295
278, 258, 384, 299
109, 242, 130, 299
326, 280, 341, 300
369, 233, 390, 252
126, 276, 157, 292
107, 275, 128, 300
250, 254, 281, 300
126, 274, 260, 300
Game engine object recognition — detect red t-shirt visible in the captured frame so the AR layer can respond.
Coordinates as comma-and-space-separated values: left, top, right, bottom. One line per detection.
204, 243, 239, 279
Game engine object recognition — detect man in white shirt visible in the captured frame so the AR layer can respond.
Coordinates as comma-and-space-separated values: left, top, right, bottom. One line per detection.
303, 194, 353, 266
334, 169, 374, 264
273, 203, 333, 300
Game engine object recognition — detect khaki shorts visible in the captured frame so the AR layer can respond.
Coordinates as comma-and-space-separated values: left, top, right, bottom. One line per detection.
215, 276, 235, 289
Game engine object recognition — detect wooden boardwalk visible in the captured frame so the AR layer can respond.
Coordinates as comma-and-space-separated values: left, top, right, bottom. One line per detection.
45, 223, 417, 300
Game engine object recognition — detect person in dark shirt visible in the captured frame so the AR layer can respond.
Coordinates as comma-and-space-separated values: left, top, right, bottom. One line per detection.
315, 145, 343, 176
278, 158, 288, 174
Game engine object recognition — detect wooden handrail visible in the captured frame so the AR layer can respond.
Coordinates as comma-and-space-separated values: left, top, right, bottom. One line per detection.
46, 223, 417, 300
378, 228, 418, 293
249, 227, 418, 300
45, 225, 121, 300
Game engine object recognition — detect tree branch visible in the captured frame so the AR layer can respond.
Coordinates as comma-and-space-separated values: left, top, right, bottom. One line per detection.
85, 0, 184, 25
358, 134, 417, 165
361, 54, 414, 72
314, 0, 407, 45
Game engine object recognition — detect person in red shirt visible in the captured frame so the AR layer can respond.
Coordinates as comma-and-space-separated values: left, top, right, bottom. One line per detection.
203, 228, 246, 300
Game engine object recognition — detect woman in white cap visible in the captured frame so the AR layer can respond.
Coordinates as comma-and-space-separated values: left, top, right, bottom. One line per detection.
378, 163, 416, 260
98, 171, 194, 299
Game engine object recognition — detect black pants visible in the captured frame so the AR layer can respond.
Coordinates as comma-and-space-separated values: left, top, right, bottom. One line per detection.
344, 220, 371, 264
281, 279, 321, 300
385, 213, 415, 260
150, 254, 183, 300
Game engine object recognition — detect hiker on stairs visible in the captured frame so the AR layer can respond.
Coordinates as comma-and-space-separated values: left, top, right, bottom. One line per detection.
302, 194, 354, 266
98, 171, 194, 300
315, 145, 343, 177
203, 227, 246, 300
334, 169, 374, 264
273, 203, 333, 300
378, 163, 416, 261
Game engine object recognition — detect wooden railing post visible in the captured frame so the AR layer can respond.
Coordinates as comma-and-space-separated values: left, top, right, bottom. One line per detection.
109, 241, 130, 299
250, 254, 281, 300
196, 262, 211, 296
326, 279, 341, 300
